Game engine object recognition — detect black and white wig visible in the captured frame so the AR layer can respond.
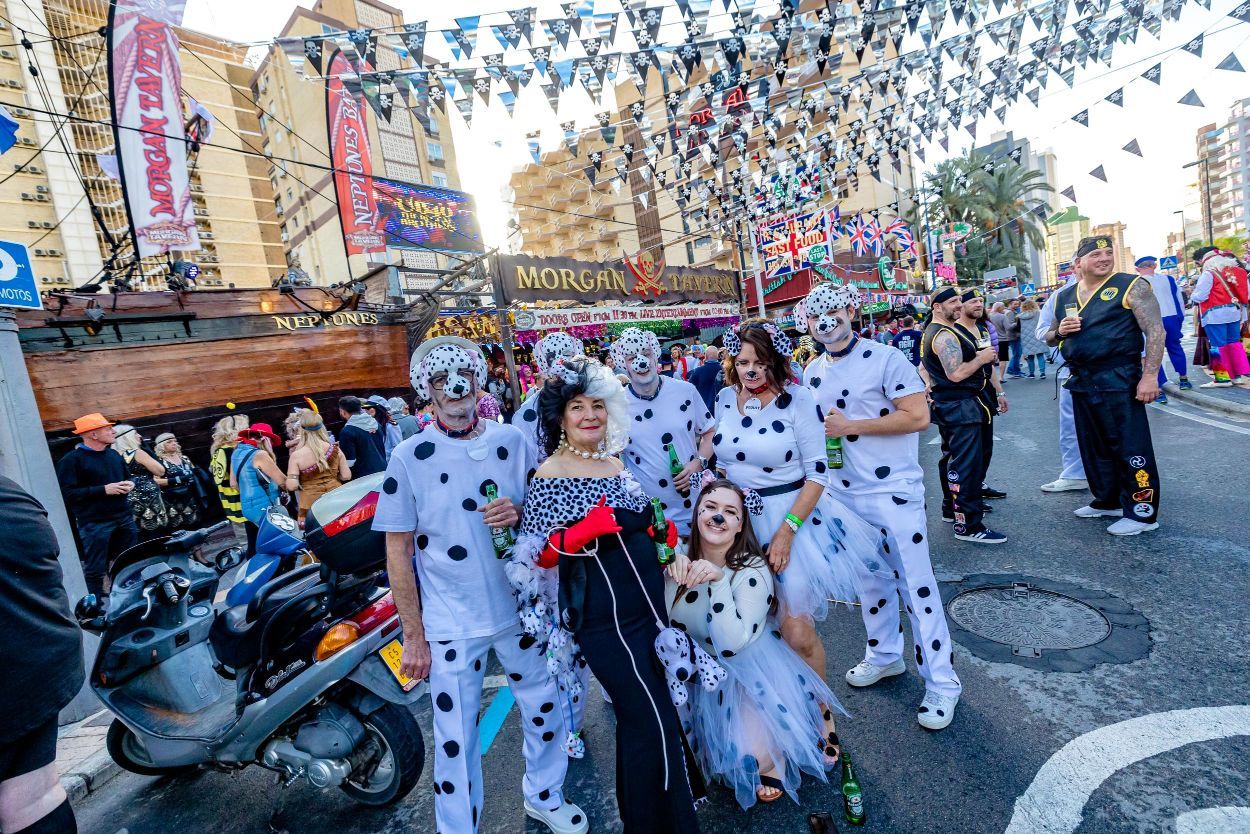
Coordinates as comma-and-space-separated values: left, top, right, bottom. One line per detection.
536, 358, 629, 459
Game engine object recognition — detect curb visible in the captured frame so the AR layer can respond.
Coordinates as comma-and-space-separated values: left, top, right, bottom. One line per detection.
62, 750, 121, 803
1163, 382, 1250, 418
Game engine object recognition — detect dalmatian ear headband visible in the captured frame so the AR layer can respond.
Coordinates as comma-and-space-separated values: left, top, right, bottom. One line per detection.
410, 340, 488, 400
609, 327, 661, 368
689, 470, 764, 516
534, 332, 582, 376
721, 321, 792, 359
551, 356, 585, 386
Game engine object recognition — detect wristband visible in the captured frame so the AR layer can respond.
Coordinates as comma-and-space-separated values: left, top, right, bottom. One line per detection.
784, 513, 803, 533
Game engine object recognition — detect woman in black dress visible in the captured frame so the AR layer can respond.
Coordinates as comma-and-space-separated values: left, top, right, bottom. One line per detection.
510, 358, 700, 834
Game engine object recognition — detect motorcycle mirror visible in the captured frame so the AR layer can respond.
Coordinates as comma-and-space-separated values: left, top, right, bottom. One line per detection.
74, 594, 106, 631
214, 546, 244, 574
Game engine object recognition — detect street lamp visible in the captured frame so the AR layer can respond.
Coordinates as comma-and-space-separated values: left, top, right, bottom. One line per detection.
1181, 157, 1215, 245
1172, 209, 1189, 276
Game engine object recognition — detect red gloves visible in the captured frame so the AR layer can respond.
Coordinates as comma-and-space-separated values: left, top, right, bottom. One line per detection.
539, 497, 622, 568
650, 518, 678, 549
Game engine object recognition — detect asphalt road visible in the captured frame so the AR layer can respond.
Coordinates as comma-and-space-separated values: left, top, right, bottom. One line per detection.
78, 377, 1250, 834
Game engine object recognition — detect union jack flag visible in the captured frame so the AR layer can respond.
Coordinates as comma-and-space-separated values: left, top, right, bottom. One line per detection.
862, 215, 884, 256
847, 214, 871, 257
885, 218, 915, 254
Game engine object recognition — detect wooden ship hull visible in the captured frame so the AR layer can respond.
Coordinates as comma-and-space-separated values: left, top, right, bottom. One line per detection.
18, 286, 418, 463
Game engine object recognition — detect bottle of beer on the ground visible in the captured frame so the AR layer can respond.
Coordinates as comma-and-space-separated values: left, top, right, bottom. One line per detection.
484, 483, 513, 559
826, 435, 845, 469
650, 498, 675, 565
666, 443, 690, 496
841, 753, 865, 826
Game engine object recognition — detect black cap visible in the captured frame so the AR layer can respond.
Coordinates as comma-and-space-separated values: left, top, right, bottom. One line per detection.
1074, 235, 1114, 258
960, 288, 984, 302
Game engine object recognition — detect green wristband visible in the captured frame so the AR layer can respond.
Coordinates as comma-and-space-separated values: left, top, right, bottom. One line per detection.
785, 513, 803, 531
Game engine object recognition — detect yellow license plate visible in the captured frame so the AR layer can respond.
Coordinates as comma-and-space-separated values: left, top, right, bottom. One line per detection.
378, 639, 418, 691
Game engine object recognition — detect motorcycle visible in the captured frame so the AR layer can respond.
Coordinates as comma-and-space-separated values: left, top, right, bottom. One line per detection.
224, 508, 310, 608
75, 474, 425, 807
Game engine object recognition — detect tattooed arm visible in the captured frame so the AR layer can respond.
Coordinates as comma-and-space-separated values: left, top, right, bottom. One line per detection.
1127, 277, 1164, 403
935, 329, 995, 382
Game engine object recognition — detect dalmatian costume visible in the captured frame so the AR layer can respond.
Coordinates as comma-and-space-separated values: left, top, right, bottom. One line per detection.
614, 327, 717, 537
515, 331, 584, 462
799, 284, 963, 719
664, 479, 848, 809
375, 336, 585, 834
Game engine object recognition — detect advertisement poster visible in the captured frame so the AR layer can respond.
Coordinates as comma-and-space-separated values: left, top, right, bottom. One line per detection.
108, 0, 199, 257
373, 179, 483, 254
325, 49, 385, 255
756, 210, 833, 279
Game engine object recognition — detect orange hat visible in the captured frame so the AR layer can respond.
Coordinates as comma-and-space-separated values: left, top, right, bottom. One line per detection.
72, 413, 114, 435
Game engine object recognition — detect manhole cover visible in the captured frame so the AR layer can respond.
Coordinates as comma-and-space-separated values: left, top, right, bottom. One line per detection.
939, 574, 1151, 672
947, 584, 1111, 650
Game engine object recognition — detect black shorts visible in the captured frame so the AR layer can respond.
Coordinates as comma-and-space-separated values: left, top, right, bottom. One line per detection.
0, 716, 59, 782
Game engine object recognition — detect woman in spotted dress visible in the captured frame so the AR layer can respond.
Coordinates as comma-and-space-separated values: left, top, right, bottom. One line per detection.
667, 478, 846, 808
711, 322, 887, 731
511, 358, 701, 834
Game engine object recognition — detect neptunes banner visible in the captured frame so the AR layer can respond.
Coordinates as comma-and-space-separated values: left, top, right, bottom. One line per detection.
325, 49, 384, 255
108, 0, 199, 258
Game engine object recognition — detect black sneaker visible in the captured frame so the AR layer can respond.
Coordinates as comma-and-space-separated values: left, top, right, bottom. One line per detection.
941, 510, 954, 523
954, 528, 1008, 544
982, 485, 1007, 499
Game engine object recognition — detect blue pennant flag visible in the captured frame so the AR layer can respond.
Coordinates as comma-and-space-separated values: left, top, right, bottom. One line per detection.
0, 105, 19, 155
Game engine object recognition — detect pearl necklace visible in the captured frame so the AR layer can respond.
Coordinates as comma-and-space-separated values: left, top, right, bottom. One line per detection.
559, 438, 613, 460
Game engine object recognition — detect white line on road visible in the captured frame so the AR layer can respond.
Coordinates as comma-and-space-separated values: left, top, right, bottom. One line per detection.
1151, 402, 1250, 436
1006, 706, 1250, 834
1176, 807, 1250, 833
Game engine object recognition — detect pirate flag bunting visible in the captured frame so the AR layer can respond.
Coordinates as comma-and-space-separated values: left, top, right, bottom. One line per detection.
1178, 89, 1204, 107
1142, 62, 1162, 83
1181, 33, 1203, 58
1104, 87, 1124, 106
348, 29, 377, 68
1089, 165, 1107, 182
302, 38, 323, 75
449, 17, 479, 60
1071, 109, 1089, 127
1122, 138, 1142, 156
1232, 1, 1250, 23
1061, 185, 1077, 202
400, 22, 425, 67
1216, 53, 1246, 72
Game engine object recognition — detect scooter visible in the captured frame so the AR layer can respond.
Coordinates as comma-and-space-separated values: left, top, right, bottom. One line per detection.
76, 476, 425, 808
225, 508, 310, 608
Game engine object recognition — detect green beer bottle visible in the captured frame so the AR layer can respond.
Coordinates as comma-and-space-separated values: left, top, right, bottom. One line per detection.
666, 443, 690, 496
841, 753, 865, 826
484, 483, 514, 559
826, 435, 845, 469
650, 498, 675, 565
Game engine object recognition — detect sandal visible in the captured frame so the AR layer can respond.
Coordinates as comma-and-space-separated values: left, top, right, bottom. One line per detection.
756, 774, 785, 803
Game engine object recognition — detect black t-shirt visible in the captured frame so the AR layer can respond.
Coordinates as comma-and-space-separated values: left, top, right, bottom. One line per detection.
339, 424, 387, 478
891, 328, 924, 365
0, 476, 85, 742
55, 444, 130, 523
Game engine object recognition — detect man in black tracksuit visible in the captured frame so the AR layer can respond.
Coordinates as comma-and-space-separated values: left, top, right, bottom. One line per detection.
1046, 235, 1165, 536
920, 287, 1008, 544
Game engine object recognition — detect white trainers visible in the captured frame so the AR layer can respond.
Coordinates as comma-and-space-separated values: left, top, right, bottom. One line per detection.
917, 691, 959, 730
1200, 380, 1233, 388
525, 798, 590, 834
1107, 518, 1159, 536
845, 658, 906, 687
1040, 478, 1088, 493
1074, 505, 1121, 518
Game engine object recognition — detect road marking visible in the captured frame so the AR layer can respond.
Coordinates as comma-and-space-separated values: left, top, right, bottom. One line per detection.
478, 685, 515, 756
1006, 706, 1250, 834
1177, 808, 1250, 833
1151, 402, 1250, 436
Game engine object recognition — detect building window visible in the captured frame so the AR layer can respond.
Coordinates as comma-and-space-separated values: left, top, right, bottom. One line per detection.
431, 172, 449, 188
426, 141, 444, 162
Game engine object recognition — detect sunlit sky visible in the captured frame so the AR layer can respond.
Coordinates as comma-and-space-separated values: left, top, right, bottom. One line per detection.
182, 0, 1250, 257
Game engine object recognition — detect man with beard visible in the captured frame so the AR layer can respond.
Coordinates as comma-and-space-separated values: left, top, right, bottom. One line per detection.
955, 289, 1009, 503
1046, 235, 1165, 536
801, 283, 963, 729
612, 327, 716, 537
920, 287, 1008, 544
515, 332, 583, 462
375, 336, 588, 834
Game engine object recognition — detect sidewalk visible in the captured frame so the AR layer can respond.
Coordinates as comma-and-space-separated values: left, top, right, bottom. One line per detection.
58, 710, 121, 803
1163, 365, 1250, 417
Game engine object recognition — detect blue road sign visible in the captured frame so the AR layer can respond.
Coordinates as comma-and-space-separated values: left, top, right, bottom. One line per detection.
1020, 282, 1037, 295
1159, 255, 1179, 271
0, 241, 40, 310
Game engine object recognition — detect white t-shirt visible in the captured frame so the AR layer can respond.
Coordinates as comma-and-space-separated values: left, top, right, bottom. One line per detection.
373, 421, 535, 641
623, 377, 716, 535
803, 340, 926, 498
1147, 272, 1185, 319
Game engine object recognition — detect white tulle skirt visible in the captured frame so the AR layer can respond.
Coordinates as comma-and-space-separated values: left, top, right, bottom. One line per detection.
685, 627, 846, 809
755, 487, 886, 622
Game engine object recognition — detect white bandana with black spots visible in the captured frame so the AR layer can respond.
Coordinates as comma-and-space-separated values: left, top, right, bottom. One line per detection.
534, 332, 582, 377
799, 283, 861, 342
412, 344, 487, 401
610, 328, 662, 377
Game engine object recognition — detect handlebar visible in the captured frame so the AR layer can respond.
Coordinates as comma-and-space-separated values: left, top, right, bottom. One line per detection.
161, 579, 180, 605
164, 520, 231, 554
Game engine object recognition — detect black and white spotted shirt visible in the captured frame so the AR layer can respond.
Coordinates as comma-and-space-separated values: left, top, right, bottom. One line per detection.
711, 384, 830, 490
519, 470, 652, 540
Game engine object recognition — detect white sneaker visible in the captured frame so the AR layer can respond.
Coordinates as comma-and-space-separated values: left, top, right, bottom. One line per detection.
525, 798, 590, 834
845, 658, 906, 687
1200, 380, 1233, 388
1074, 505, 1121, 518
1234, 378, 1250, 388
1107, 518, 1159, 536
917, 690, 959, 730
1040, 478, 1088, 493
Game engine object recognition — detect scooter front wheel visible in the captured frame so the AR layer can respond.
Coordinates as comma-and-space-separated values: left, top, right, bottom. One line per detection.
340, 703, 425, 806
106, 720, 198, 777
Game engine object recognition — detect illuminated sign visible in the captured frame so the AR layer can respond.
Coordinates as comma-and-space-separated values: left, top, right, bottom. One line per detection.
372, 179, 483, 254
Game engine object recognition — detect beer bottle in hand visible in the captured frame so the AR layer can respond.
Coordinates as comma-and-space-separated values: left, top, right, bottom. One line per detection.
841, 753, 865, 826
666, 443, 690, 496
484, 483, 513, 559
650, 498, 675, 565
826, 435, 845, 469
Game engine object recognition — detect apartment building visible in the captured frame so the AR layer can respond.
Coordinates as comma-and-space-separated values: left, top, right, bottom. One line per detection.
1194, 97, 1250, 241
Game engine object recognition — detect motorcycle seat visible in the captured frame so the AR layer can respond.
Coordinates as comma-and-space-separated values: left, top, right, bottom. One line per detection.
210, 570, 323, 670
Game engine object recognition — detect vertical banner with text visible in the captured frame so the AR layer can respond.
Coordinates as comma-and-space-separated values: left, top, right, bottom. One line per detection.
107, 0, 199, 258
325, 49, 384, 256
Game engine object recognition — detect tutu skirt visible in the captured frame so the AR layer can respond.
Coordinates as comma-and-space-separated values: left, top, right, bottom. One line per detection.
755, 487, 886, 621
686, 627, 846, 809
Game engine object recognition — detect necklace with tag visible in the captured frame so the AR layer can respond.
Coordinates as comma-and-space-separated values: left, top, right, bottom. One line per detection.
466, 435, 490, 461
743, 397, 763, 415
